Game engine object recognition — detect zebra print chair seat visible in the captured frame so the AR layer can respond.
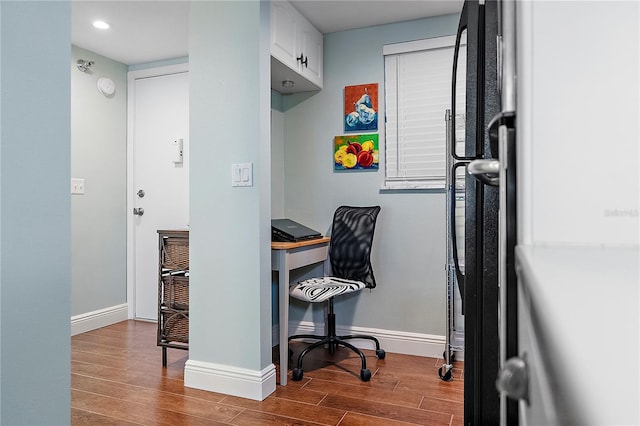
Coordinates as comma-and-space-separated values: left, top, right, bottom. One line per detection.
289, 277, 366, 303
288, 205, 385, 382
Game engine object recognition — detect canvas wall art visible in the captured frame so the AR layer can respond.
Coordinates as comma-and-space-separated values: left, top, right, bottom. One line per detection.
344, 83, 378, 132
334, 134, 379, 171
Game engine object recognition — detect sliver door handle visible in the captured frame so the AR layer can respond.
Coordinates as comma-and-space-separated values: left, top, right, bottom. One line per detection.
468, 159, 500, 186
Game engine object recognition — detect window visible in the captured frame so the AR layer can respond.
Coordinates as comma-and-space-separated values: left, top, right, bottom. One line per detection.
382, 35, 465, 190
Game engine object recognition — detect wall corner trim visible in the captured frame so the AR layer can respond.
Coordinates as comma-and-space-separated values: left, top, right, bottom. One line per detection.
184, 360, 276, 401
71, 303, 129, 336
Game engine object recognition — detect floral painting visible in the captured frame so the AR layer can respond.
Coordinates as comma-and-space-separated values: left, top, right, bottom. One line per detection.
344, 83, 378, 132
334, 134, 379, 171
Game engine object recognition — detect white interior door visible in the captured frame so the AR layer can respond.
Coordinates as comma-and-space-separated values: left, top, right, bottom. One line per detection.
131, 69, 189, 320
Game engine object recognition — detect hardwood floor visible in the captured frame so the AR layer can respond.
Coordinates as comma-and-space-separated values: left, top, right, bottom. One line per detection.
71, 320, 464, 425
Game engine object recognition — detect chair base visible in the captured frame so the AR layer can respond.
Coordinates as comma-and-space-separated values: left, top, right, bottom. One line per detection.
287, 304, 385, 382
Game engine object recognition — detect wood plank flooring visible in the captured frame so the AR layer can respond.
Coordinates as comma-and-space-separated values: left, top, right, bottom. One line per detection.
71, 320, 464, 425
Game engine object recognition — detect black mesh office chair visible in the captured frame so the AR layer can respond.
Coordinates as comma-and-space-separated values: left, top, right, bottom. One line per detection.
288, 205, 385, 382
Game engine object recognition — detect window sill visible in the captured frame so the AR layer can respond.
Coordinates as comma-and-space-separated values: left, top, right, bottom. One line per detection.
380, 180, 445, 191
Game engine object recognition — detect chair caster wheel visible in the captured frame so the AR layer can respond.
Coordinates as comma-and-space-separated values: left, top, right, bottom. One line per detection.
376, 349, 386, 359
360, 368, 371, 382
292, 368, 303, 381
438, 366, 453, 382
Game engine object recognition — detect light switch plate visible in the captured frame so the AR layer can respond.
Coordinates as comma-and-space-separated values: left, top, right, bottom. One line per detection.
231, 163, 253, 187
71, 178, 85, 195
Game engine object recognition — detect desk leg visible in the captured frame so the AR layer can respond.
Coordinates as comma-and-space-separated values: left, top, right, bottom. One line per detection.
278, 251, 289, 386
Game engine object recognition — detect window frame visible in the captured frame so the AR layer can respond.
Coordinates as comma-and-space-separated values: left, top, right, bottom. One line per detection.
381, 35, 463, 191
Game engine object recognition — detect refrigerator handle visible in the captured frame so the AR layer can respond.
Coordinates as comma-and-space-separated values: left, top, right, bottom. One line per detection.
450, 163, 468, 291
497, 123, 509, 370
451, 1, 474, 161
468, 159, 500, 186
445, 109, 467, 302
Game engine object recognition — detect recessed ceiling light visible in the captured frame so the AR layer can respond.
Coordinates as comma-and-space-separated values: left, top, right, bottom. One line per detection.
92, 20, 110, 30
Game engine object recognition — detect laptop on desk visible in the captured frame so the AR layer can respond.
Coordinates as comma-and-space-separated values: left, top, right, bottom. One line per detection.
271, 219, 322, 242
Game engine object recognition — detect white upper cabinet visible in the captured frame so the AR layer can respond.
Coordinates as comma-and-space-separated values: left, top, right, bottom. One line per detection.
271, 1, 298, 69
270, 1, 323, 93
298, 17, 322, 85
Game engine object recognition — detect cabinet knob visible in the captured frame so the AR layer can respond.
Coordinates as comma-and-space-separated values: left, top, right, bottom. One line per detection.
297, 54, 308, 68
496, 356, 529, 403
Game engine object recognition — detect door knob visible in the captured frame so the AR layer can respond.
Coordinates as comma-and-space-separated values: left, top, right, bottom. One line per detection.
496, 356, 529, 402
133, 208, 144, 216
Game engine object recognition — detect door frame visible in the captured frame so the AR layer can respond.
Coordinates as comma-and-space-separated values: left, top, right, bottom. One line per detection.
126, 63, 189, 320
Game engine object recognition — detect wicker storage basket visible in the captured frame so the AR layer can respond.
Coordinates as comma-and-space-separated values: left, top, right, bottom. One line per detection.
160, 310, 189, 343
161, 237, 189, 271
161, 275, 189, 310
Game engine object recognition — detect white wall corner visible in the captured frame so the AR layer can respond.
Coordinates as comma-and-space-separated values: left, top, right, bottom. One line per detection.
280, 320, 447, 359
184, 359, 276, 401
71, 303, 129, 336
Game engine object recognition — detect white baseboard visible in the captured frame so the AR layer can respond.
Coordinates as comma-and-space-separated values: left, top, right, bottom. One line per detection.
71, 303, 129, 336
184, 359, 276, 401
273, 321, 448, 359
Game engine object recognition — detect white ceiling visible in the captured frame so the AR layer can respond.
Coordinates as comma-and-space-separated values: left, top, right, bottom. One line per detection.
71, 1, 190, 65
71, 0, 462, 65
291, 1, 462, 34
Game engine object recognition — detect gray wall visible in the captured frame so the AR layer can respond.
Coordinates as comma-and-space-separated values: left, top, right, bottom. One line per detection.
71, 45, 128, 316
0, 2, 71, 424
189, 0, 272, 371
282, 14, 460, 336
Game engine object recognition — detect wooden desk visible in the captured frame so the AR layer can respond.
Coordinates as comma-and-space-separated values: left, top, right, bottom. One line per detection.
271, 237, 330, 385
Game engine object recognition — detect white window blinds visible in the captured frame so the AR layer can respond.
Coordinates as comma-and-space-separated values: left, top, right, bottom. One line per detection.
383, 36, 465, 189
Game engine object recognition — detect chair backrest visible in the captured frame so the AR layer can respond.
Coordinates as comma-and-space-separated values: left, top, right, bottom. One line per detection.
329, 205, 381, 289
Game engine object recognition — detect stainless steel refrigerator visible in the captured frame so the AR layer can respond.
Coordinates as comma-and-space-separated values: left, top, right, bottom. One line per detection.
449, 0, 519, 424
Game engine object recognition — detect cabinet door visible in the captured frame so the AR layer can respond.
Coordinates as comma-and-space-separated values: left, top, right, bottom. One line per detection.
516, 281, 554, 426
299, 20, 323, 88
270, 1, 298, 70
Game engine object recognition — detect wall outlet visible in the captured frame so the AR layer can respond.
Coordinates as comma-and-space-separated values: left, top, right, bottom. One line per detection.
71, 178, 85, 195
